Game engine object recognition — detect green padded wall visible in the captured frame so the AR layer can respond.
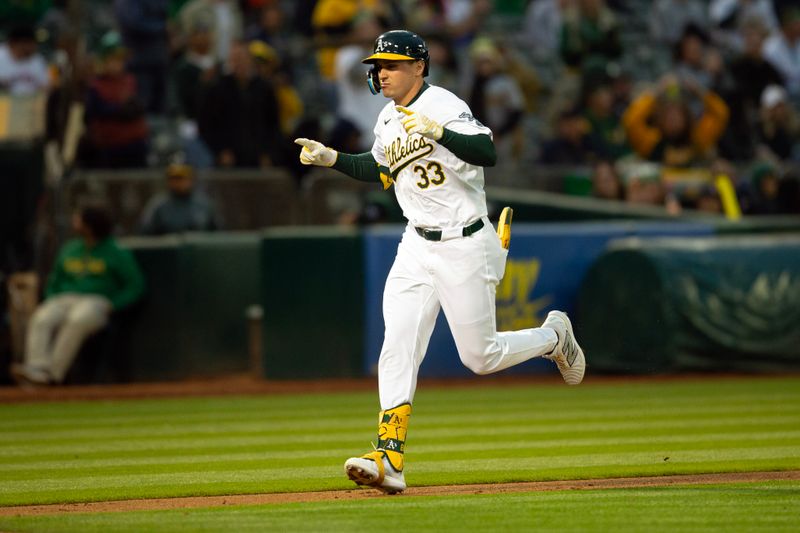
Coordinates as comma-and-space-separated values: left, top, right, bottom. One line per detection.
181, 233, 261, 374
120, 234, 259, 380
120, 236, 187, 380
577, 236, 800, 373
260, 227, 364, 379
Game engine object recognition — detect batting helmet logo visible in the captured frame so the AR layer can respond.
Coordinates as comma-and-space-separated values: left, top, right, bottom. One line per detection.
363, 30, 430, 94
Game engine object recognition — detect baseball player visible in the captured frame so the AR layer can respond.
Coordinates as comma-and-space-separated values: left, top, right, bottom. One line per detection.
294, 30, 585, 494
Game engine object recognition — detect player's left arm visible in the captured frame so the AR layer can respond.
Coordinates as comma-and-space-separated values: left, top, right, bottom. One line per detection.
437, 129, 496, 167
396, 106, 496, 167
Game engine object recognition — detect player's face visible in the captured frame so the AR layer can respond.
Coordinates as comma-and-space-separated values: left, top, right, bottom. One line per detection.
375, 59, 424, 105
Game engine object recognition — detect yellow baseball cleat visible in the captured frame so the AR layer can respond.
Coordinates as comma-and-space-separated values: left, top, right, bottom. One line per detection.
344, 403, 410, 494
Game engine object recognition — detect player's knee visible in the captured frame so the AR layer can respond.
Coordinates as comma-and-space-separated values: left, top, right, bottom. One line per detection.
459, 352, 495, 375
465, 362, 494, 376
457, 340, 502, 375
470, 364, 494, 376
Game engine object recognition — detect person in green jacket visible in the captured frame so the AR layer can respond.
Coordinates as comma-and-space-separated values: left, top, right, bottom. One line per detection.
11, 204, 145, 386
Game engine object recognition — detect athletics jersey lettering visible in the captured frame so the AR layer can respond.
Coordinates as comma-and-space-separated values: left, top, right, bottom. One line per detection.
371, 84, 493, 228
384, 135, 434, 173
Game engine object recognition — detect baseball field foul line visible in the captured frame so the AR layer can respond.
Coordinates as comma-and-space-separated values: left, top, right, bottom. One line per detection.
1, 471, 797, 517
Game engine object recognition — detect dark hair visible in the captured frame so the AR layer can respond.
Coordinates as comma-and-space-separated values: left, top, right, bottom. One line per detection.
80, 204, 114, 240
8, 25, 37, 43
673, 23, 709, 62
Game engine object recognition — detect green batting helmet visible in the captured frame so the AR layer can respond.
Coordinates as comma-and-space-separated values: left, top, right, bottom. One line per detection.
362, 30, 429, 75
362, 30, 429, 95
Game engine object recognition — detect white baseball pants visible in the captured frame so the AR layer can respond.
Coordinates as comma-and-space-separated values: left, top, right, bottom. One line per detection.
378, 218, 558, 409
24, 293, 112, 383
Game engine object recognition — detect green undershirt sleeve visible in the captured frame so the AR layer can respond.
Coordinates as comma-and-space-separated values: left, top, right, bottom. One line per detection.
332, 130, 496, 181
332, 152, 381, 183
438, 129, 497, 167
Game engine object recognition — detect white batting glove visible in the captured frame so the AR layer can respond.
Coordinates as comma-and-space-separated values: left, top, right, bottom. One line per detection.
294, 138, 338, 167
395, 106, 444, 141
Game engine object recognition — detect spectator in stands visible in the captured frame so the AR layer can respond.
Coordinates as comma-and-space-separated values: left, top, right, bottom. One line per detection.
425, 33, 459, 93
114, 0, 170, 113
673, 24, 717, 90
0, 25, 51, 276
333, 13, 388, 152
710, 0, 778, 53
591, 159, 624, 200
139, 158, 221, 235
402, 0, 444, 35
199, 40, 281, 168
580, 77, 629, 159
762, 3, 800, 98
649, 0, 708, 46
79, 32, 149, 169
467, 37, 526, 163
499, 39, 543, 116
521, 0, 568, 58
172, 20, 217, 168
310, 0, 361, 92
250, 40, 303, 140
11, 203, 144, 386
540, 108, 598, 164
626, 178, 666, 206
612, 66, 635, 114
746, 163, 784, 214
623, 74, 730, 167
559, 0, 622, 75
730, 16, 784, 106
0, 25, 49, 95
694, 184, 724, 213
179, 0, 244, 64
621, 162, 666, 206
756, 84, 800, 161
443, 0, 493, 52
245, 0, 292, 65
719, 15, 785, 161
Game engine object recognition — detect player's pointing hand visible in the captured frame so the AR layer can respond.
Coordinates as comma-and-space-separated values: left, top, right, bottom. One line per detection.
395, 106, 444, 141
294, 138, 338, 167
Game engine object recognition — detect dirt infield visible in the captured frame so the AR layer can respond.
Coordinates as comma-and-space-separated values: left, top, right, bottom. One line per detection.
0, 374, 376, 403
1, 471, 797, 517
2, 372, 796, 404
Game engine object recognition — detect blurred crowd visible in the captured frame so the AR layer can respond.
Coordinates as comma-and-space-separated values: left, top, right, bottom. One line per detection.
4, 0, 800, 385
0, 0, 799, 242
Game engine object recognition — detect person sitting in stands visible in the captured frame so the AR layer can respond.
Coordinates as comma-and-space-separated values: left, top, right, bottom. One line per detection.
11, 203, 145, 386
139, 159, 221, 235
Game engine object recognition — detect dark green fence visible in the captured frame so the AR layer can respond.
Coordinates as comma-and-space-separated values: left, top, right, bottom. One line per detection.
121, 233, 261, 381
577, 235, 800, 373
260, 227, 364, 379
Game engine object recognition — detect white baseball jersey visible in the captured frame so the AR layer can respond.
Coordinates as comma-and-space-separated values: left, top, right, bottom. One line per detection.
371, 84, 492, 229
362, 81, 564, 418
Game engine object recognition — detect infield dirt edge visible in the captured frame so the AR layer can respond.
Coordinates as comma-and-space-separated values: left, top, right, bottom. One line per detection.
1, 471, 797, 517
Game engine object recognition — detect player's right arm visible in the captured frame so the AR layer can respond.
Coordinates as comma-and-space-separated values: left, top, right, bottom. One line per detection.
293, 138, 392, 189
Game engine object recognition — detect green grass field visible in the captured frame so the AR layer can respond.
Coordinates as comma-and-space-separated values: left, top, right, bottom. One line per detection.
1, 481, 798, 533
1, 376, 799, 532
